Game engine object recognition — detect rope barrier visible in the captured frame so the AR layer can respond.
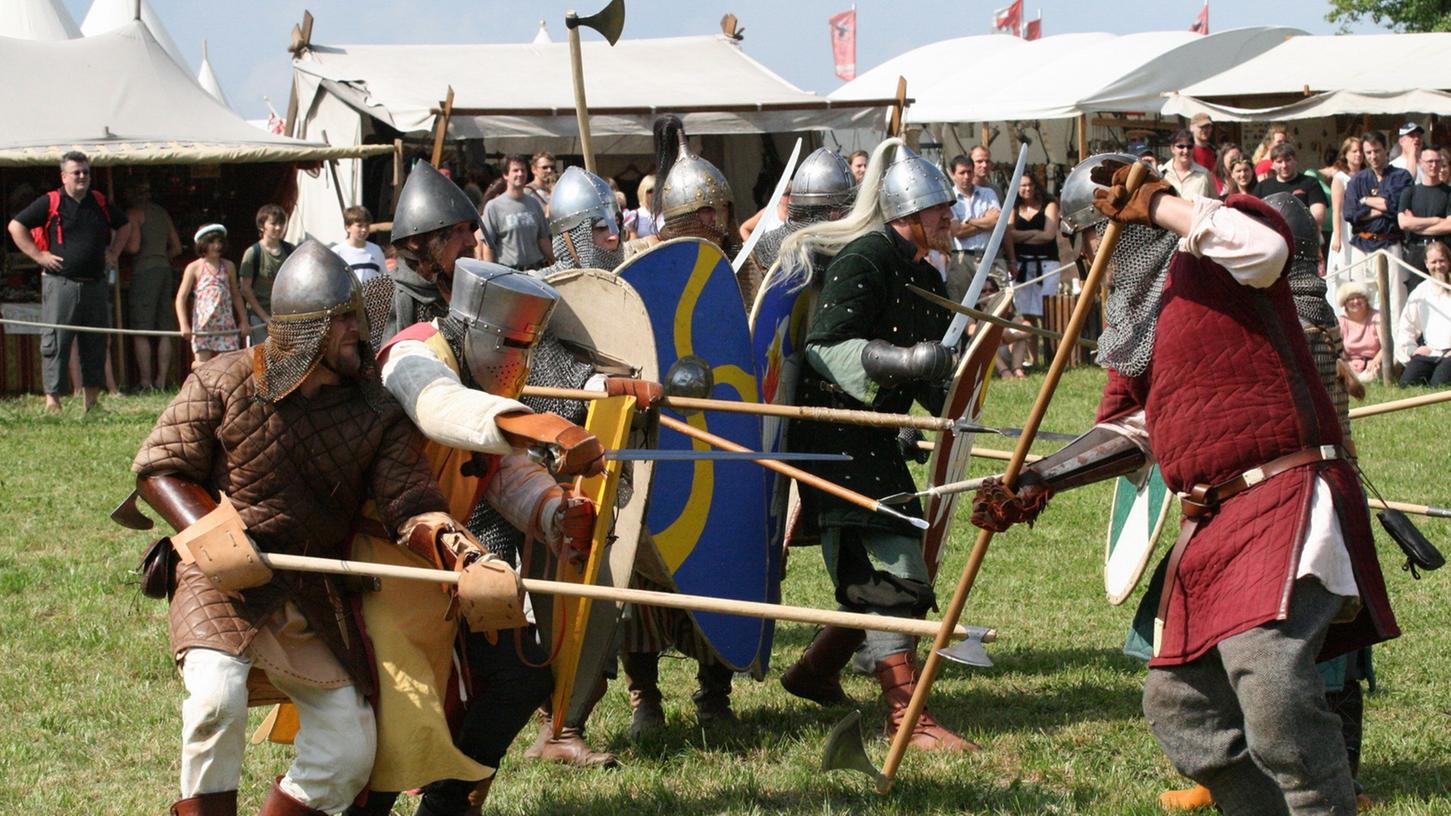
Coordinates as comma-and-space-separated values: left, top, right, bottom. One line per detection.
0, 316, 244, 338
1336, 248, 1451, 293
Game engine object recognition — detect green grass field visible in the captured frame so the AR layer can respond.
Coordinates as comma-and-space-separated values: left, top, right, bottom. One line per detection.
1, 369, 1448, 815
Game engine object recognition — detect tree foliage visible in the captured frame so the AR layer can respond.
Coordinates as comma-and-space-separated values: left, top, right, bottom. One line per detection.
1326, 0, 1451, 32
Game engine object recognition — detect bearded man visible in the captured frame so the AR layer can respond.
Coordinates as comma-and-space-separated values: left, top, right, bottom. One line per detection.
383, 162, 483, 342
974, 155, 1398, 814
775, 139, 974, 751
135, 241, 504, 816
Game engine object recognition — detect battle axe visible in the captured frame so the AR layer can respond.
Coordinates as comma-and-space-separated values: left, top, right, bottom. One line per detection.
566, 0, 625, 173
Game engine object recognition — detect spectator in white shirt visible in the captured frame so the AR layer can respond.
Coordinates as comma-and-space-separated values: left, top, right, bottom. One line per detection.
1390, 122, 1428, 184
330, 206, 387, 279
1159, 129, 1214, 200
1396, 240, 1451, 386
945, 148, 1009, 302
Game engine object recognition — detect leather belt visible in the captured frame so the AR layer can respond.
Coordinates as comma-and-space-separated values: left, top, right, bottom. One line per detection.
1152, 444, 1340, 656
1356, 231, 1397, 242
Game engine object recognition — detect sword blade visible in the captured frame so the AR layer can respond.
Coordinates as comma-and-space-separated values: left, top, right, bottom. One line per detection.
606, 449, 851, 463
733, 137, 803, 273
942, 143, 1028, 348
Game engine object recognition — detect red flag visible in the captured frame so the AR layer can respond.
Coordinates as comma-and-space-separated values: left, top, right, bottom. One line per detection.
266, 112, 286, 135
993, 0, 1022, 36
1025, 14, 1042, 41
1189, 2, 1209, 35
828, 9, 856, 81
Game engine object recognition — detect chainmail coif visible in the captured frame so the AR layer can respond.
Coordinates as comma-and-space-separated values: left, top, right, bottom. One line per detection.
752, 204, 835, 272
1095, 222, 1179, 377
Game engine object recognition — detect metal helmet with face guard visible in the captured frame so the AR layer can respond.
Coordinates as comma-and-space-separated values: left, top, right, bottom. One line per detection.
549, 166, 620, 236
257, 240, 369, 402
1058, 152, 1153, 236
446, 259, 558, 398
391, 161, 481, 251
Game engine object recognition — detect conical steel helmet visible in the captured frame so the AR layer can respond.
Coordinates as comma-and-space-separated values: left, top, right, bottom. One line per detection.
391, 161, 481, 244
879, 143, 954, 222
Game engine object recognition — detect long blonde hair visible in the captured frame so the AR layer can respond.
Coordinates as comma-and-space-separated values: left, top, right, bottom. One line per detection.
777, 137, 904, 289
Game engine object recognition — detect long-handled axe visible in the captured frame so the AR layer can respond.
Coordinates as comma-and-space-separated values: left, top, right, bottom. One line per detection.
565, 0, 625, 173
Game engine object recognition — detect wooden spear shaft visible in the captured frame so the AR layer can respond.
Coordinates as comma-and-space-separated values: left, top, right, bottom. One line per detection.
521, 385, 962, 433
876, 162, 1150, 795
260, 553, 991, 641
1348, 389, 1451, 419
1369, 498, 1451, 519
656, 414, 927, 529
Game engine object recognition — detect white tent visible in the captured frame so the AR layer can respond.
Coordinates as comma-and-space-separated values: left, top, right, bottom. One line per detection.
1165, 33, 1451, 119
287, 32, 891, 242
81, 0, 186, 71
0, 22, 384, 165
531, 20, 551, 45
196, 39, 231, 110
0, 0, 80, 40
830, 27, 1298, 164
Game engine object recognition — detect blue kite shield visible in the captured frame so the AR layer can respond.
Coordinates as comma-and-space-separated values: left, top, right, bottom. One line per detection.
747, 254, 817, 672
617, 237, 772, 673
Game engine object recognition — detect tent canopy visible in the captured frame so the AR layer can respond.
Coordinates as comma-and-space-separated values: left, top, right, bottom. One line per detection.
1163, 89, 1451, 123
1177, 32, 1451, 99
80, 0, 186, 70
293, 33, 890, 141
0, 0, 80, 40
831, 27, 1300, 123
0, 22, 386, 165
197, 39, 232, 110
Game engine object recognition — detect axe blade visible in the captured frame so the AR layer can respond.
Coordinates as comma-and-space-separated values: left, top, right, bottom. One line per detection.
567, 0, 626, 45
110, 489, 154, 531
935, 627, 994, 668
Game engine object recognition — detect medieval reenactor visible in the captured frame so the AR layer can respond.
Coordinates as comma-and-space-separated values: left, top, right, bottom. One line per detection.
1156, 192, 1377, 812
134, 241, 507, 816
973, 155, 1398, 813
776, 138, 976, 751
740, 146, 858, 302
484, 166, 661, 769
348, 261, 608, 815
383, 161, 483, 343
625, 118, 739, 265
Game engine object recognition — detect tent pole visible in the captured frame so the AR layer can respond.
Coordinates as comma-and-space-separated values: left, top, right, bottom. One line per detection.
107, 165, 127, 390
1076, 113, 1087, 162
431, 87, 455, 168
388, 139, 405, 219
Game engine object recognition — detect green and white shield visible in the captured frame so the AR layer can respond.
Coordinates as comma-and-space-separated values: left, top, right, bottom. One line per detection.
1104, 463, 1172, 605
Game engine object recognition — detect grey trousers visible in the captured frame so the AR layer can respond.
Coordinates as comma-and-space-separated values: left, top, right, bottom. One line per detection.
1143, 578, 1358, 816
40, 274, 109, 395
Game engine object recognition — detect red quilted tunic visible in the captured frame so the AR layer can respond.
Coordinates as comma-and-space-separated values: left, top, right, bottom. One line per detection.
1097, 196, 1398, 667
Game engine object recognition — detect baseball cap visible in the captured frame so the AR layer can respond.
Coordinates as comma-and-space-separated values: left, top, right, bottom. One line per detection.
1400, 121, 1425, 136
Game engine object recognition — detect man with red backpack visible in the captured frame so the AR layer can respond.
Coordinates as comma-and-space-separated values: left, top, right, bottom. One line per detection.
8, 151, 130, 412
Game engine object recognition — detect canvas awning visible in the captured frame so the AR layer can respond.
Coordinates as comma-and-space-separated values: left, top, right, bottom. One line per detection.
0, 22, 389, 166
1163, 89, 1451, 122
292, 33, 891, 140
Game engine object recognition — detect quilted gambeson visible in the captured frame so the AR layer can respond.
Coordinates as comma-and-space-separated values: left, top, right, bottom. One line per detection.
133, 347, 448, 692
1096, 196, 1397, 667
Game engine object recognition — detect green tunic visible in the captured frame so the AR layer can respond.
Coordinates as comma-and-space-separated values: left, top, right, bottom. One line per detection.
789, 227, 949, 535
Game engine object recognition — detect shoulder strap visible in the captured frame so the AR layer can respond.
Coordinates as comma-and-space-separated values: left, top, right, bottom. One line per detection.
243, 242, 262, 280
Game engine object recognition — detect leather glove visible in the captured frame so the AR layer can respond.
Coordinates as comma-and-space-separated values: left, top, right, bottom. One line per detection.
969, 475, 1054, 533
553, 488, 597, 561
400, 512, 484, 570
496, 411, 606, 477
604, 377, 665, 408
1089, 160, 1173, 228
898, 427, 931, 464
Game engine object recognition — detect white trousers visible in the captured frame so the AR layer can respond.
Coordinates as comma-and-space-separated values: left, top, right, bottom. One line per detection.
179, 647, 375, 814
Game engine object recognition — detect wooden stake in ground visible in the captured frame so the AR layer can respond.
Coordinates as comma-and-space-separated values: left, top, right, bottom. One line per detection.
429, 86, 454, 168
872, 161, 1149, 795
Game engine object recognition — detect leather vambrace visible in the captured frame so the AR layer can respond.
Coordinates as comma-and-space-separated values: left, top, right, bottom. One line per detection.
136, 473, 219, 530
495, 410, 605, 477
860, 339, 956, 390
1019, 425, 1148, 492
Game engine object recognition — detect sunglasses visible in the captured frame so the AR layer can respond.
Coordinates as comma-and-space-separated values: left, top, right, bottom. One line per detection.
1172, 144, 1193, 150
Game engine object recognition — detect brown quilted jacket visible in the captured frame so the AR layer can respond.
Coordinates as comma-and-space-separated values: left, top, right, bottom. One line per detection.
132, 348, 448, 693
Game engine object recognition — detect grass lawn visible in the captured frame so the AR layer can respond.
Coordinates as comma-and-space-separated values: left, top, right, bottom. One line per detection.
1, 369, 1447, 815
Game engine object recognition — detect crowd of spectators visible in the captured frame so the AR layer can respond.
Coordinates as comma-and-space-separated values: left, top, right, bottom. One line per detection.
1138, 115, 1451, 388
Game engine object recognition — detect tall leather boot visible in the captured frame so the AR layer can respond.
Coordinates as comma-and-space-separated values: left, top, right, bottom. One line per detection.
780, 626, 865, 706
523, 676, 619, 768
692, 662, 737, 725
875, 651, 978, 752
257, 778, 327, 816
170, 790, 238, 816
622, 651, 665, 741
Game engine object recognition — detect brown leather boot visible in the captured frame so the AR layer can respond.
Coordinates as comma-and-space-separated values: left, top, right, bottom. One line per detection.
523, 709, 620, 768
875, 651, 979, 752
257, 779, 327, 816
780, 626, 865, 706
170, 790, 237, 816
622, 651, 665, 741
692, 662, 737, 725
